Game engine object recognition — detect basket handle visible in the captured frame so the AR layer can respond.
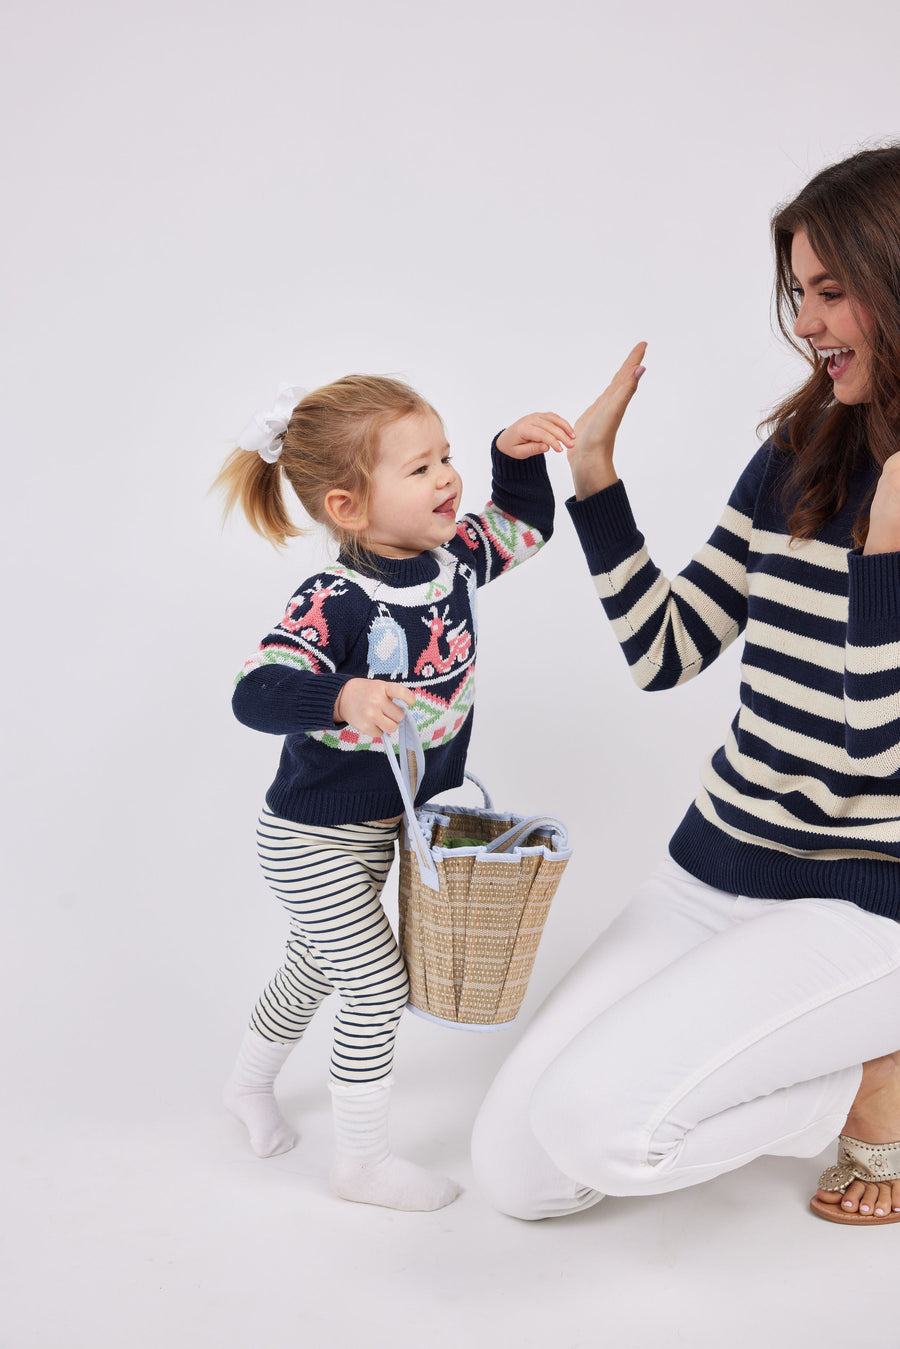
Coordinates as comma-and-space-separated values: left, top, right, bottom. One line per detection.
382, 704, 441, 891
382, 703, 492, 811
383, 704, 566, 863
462, 769, 493, 811
481, 815, 569, 853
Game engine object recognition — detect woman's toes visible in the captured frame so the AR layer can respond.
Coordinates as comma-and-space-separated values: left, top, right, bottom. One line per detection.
892, 1180, 900, 1213
840, 1179, 866, 1213
815, 1186, 843, 1206
857, 1181, 879, 1215
873, 1183, 892, 1217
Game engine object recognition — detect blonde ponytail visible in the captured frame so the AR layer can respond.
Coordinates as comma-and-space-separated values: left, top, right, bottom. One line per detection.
213, 445, 303, 548
214, 374, 439, 553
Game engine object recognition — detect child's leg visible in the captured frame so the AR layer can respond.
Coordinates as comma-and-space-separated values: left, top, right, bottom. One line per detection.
249, 929, 335, 1043
231, 811, 458, 1209
251, 815, 409, 1083
264, 818, 457, 1210
224, 1028, 300, 1157
224, 810, 340, 1157
329, 1077, 460, 1211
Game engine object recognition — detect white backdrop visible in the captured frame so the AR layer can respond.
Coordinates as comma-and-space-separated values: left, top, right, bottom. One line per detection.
4, 1, 900, 1345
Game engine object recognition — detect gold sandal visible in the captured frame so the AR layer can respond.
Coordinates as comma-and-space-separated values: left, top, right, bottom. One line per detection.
810, 1134, 900, 1225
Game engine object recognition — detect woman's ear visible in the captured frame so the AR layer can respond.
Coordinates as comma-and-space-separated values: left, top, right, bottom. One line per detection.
324, 488, 367, 533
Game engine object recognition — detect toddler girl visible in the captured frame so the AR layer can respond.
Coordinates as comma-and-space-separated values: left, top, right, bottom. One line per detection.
215, 373, 571, 1210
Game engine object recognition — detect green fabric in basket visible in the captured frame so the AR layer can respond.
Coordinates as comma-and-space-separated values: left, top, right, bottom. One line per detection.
441, 835, 484, 849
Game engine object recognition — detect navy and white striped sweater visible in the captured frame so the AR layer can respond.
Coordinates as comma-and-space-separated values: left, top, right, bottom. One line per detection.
567, 439, 900, 920
233, 446, 553, 827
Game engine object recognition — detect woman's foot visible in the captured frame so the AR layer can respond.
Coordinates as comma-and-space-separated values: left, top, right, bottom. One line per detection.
814, 1051, 900, 1218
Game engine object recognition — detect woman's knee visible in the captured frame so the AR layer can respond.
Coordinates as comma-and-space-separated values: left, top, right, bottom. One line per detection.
470, 1103, 565, 1221
529, 1047, 659, 1197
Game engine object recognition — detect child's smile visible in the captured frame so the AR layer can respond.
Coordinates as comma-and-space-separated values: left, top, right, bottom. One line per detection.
363, 411, 463, 558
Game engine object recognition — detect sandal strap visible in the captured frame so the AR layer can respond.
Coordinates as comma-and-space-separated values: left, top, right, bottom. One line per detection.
816, 1134, 900, 1194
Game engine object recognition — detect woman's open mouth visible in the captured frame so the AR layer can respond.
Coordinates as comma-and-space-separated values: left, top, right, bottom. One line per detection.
819, 346, 855, 379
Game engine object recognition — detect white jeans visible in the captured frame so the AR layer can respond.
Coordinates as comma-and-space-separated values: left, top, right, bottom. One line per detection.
470, 858, 900, 1220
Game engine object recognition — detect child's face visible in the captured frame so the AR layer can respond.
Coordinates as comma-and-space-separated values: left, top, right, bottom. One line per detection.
361, 411, 463, 558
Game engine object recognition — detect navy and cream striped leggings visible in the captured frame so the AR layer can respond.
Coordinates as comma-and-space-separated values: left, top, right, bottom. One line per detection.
250, 806, 409, 1085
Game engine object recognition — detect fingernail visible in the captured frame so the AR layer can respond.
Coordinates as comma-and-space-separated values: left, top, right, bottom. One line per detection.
876, 1208, 885, 1215
860, 1204, 870, 1212
634, 366, 646, 381
842, 1200, 854, 1208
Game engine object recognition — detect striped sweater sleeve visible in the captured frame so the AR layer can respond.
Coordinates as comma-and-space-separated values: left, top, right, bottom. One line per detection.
565, 448, 768, 691
844, 548, 900, 776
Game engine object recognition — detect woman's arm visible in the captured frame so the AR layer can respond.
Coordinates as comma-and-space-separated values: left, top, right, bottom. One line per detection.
840, 450, 900, 776
567, 343, 647, 500
844, 545, 900, 776
566, 346, 764, 690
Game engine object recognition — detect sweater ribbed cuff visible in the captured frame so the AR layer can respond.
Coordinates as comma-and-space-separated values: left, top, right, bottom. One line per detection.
489, 439, 554, 539
233, 667, 353, 736
565, 480, 642, 574
490, 438, 552, 484
303, 673, 355, 729
848, 548, 900, 629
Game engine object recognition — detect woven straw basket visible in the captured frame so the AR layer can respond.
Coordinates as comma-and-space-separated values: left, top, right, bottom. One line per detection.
384, 709, 571, 1030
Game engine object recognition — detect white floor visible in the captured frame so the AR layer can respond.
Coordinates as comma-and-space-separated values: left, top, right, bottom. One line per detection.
8, 863, 900, 1349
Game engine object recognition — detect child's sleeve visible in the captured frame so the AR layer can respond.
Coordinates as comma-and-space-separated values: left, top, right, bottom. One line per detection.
451, 438, 555, 587
231, 573, 366, 735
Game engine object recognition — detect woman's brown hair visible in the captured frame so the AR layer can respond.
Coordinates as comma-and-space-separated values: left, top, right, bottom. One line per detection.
213, 374, 438, 557
768, 145, 900, 545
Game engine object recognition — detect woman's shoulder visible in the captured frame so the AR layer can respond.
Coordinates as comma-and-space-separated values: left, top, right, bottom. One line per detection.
731, 434, 786, 491
716, 436, 791, 532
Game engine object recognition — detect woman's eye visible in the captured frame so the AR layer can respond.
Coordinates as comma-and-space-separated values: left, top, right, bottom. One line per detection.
791, 285, 803, 301
821, 290, 842, 302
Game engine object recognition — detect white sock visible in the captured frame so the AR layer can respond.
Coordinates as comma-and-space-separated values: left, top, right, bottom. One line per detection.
223, 1028, 298, 1157
330, 1077, 461, 1212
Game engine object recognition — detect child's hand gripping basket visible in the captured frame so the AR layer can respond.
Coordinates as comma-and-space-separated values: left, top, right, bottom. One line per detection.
384, 708, 572, 1031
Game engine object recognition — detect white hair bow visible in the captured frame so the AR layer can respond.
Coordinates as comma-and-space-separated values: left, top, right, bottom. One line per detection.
238, 383, 308, 463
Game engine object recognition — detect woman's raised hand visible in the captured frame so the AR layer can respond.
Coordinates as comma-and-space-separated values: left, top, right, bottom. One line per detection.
569, 342, 647, 500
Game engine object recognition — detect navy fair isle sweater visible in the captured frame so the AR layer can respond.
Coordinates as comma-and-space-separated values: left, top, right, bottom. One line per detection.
233, 445, 553, 826
568, 439, 900, 922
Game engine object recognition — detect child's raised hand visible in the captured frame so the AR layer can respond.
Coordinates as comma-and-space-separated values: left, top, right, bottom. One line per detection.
569, 343, 647, 500
334, 679, 415, 739
496, 413, 575, 459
